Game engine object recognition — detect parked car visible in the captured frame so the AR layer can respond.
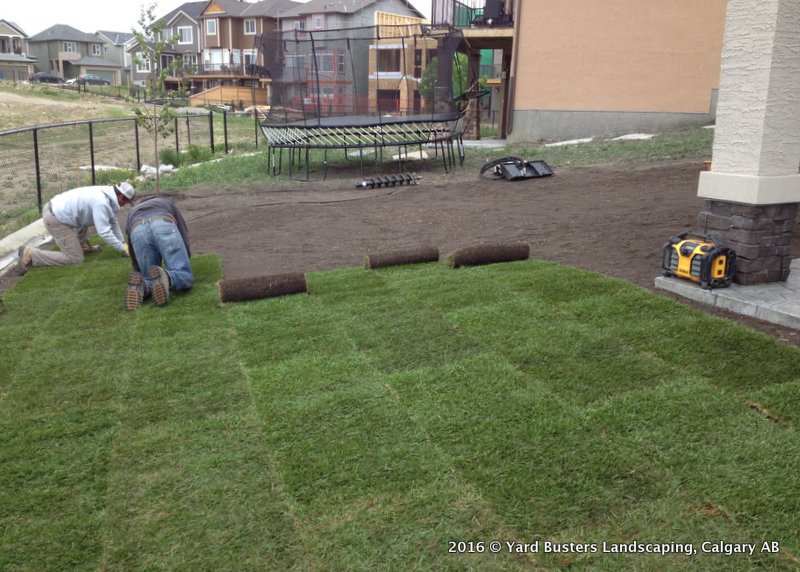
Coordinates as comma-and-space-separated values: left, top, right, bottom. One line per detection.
76, 74, 110, 86
28, 72, 63, 84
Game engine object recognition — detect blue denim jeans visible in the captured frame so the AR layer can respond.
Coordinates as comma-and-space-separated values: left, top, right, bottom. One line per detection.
130, 218, 193, 296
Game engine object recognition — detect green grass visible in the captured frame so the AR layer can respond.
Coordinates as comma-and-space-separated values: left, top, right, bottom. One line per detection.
481, 125, 715, 168
139, 124, 714, 193
1, 251, 799, 570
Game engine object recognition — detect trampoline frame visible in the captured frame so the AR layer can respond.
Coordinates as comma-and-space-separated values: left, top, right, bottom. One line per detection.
260, 111, 467, 180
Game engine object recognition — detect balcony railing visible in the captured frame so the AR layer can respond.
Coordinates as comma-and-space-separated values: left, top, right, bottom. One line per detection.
431, 0, 515, 29
168, 63, 272, 78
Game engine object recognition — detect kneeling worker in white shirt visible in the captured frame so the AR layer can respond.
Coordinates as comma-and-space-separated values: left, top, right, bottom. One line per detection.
18, 182, 136, 274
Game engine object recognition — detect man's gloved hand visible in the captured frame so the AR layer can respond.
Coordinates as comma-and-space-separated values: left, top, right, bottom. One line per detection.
121, 244, 130, 258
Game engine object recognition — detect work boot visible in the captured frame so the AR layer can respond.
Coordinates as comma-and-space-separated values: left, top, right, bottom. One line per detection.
17, 246, 32, 275
148, 266, 170, 306
125, 271, 144, 311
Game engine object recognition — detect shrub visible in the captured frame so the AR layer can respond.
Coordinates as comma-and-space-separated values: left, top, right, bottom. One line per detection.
94, 168, 137, 185
159, 146, 181, 167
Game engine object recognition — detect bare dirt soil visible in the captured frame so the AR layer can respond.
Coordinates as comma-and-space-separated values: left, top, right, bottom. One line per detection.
2, 102, 799, 346
173, 157, 800, 346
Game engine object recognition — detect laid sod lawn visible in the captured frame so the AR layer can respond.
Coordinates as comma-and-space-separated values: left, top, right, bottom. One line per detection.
1, 250, 799, 570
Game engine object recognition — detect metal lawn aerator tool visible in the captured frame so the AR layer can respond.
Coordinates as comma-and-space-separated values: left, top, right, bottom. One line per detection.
356, 173, 420, 189
480, 157, 554, 181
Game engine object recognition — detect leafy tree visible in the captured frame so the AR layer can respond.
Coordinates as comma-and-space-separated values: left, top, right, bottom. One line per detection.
131, 3, 180, 193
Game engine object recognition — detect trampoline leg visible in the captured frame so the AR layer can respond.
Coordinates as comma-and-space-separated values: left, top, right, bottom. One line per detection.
447, 140, 456, 171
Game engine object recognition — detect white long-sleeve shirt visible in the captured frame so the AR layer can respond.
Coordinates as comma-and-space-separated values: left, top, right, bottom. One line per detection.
50, 185, 126, 252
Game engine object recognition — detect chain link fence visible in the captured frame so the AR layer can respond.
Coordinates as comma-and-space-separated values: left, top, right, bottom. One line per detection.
0, 109, 264, 240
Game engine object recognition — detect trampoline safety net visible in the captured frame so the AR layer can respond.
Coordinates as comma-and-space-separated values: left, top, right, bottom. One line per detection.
256, 24, 467, 158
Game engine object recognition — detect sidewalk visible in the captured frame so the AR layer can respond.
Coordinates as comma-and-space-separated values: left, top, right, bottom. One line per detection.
655, 259, 800, 331
0, 219, 49, 276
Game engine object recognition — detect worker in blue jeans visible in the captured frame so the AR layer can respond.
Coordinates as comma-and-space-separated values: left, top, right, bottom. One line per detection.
124, 195, 193, 310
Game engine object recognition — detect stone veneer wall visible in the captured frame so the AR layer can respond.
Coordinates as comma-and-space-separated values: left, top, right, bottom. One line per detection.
696, 200, 798, 285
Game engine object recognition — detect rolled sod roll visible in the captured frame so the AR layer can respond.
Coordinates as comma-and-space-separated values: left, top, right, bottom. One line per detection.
365, 246, 440, 269
447, 242, 530, 268
219, 272, 307, 302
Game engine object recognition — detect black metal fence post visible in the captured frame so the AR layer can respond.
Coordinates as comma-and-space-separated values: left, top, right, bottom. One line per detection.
89, 122, 96, 185
185, 112, 191, 148
135, 120, 141, 172
209, 111, 215, 153
174, 116, 180, 155
223, 110, 229, 154
33, 128, 42, 213
254, 109, 259, 149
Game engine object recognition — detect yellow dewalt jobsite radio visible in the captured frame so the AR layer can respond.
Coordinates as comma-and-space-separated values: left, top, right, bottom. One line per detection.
661, 232, 736, 290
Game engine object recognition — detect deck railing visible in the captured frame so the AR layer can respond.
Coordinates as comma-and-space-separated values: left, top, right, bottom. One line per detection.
431, 0, 515, 29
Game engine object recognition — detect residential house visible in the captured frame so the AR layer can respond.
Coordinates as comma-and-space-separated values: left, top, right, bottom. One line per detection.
369, 11, 436, 115
127, 1, 206, 89
433, 0, 726, 141
196, 0, 298, 83
182, 0, 299, 107
0, 19, 35, 81
507, 0, 726, 141
27, 24, 121, 84
278, 0, 424, 31
96, 30, 135, 86
275, 0, 429, 115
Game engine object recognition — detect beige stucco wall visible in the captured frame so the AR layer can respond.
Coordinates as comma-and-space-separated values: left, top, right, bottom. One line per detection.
514, 0, 726, 114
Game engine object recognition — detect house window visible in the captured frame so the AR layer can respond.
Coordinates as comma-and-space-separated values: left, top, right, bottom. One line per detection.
91, 44, 102, 56
135, 52, 151, 73
414, 49, 422, 78
285, 54, 306, 77
243, 50, 257, 66
178, 26, 193, 44
293, 20, 305, 31
206, 19, 217, 35
337, 52, 345, 75
314, 53, 333, 73
63, 42, 76, 53
313, 15, 323, 29
161, 54, 175, 72
377, 49, 401, 72
244, 19, 256, 35
182, 53, 198, 68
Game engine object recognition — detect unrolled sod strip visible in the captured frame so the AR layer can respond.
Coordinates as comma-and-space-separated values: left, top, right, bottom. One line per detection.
365, 246, 440, 269
219, 272, 308, 302
447, 242, 530, 268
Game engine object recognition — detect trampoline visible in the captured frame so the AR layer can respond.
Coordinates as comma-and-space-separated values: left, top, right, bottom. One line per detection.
255, 24, 468, 179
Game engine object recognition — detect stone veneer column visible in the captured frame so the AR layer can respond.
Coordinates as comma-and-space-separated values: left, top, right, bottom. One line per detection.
695, 0, 800, 285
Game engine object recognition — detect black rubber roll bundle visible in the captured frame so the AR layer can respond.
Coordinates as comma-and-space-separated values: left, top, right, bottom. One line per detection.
365, 246, 440, 269
219, 272, 308, 302
447, 242, 530, 268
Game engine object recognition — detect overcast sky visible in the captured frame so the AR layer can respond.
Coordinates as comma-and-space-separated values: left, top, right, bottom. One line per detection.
5, 0, 432, 37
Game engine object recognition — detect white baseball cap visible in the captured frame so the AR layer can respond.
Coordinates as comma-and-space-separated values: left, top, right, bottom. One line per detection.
115, 182, 136, 200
